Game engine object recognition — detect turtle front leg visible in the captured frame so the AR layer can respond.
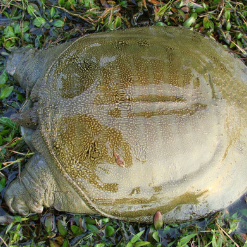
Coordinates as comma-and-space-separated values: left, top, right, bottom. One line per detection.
4, 154, 95, 215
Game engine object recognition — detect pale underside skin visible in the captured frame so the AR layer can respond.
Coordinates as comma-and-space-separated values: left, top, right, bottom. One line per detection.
4, 26, 247, 223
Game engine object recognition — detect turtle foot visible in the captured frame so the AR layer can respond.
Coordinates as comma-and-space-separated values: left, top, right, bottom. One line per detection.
4, 153, 96, 215
5, 181, 44, 215
4, 154, 54, 215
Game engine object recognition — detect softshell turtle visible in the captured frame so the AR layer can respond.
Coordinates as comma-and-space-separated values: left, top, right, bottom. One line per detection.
4, 26, 247, 223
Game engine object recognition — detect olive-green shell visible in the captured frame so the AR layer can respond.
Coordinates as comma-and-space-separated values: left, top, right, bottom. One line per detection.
33, 26, 247, 222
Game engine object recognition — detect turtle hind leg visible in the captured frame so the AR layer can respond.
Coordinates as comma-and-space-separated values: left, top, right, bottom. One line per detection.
4, 154, 54, 215
4, 153, 95, 215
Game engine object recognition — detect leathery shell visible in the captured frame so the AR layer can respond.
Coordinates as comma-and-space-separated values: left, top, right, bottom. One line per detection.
32, 26, 247, 222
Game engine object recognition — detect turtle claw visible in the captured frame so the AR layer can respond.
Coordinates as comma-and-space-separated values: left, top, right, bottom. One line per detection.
5, 186, 28, 215
5, 185, 44, 215
31, 202, 43, 214
5, 197, 15, 213
5, 195, 28, 215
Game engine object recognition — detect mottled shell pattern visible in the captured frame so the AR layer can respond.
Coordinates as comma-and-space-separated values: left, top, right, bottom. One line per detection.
30, 26, 247, 222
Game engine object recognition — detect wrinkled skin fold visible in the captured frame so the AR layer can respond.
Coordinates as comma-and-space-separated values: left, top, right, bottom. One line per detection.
4, 26, 247, 223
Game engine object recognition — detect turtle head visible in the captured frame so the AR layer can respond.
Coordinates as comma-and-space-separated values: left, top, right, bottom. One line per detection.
6, 48, 37, 91
6, 41, 73, 94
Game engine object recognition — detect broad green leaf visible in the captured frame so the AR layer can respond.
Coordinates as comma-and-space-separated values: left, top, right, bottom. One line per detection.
14, 216, 21, 222
0, 70, 8, 85
163, 225, 171, 234
119, 1, 127, 7
58, 0, 65, 6
126, 243, 133, 247
17, 93, 25, 102
130, 230, 145, 244
135, 241, 150, 247
211, 230, 217, 247
45, 215, 54, 234
53, 19, 64, 27
16, 223, 21, 230
27, 5, 34, 16
85, 217, 96, 224
58, 219, 67, 236
24, 32, 31, 42
65, 1, 72, 9
14, 23, 20, 34
225, 10, 230, 20
0, 86, 13, 99
179, 233, 197, 246
195, 7, 205, 13
203, 17, 210, 28
62, 239, 69, 247
20, 21, 29, 33
14, 21, 29, 34
50, 7, 56, 18
33, 17, 46, 27
3, 26, 15, 38
209, 20, 214, 30
202, 2, 208, 10
236, 32, 243, 39
237, 40, 244, 50
13, 223, 21, 242
226, 21, 231, 31
95, 244, 104, 247
81, 0, 96, 8
0, 178, 6, 192
6, 222, 14, 234
71, 225, 79, 234
87, 224, 99, 233
71, 225, 84, 235
35, 35, 42, 47
105, 225, 114, 237
114, 16, 121, 28
102, 218, 110, 223
152, 231, 159, 242
155, 22, 166, 26
14, 216, 29, 222
5, 40, 15, 48
183, 13, 197, 27
177, 9, 185, 18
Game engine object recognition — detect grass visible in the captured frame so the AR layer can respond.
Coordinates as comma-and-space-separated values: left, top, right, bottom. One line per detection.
0, 0, 247, 246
